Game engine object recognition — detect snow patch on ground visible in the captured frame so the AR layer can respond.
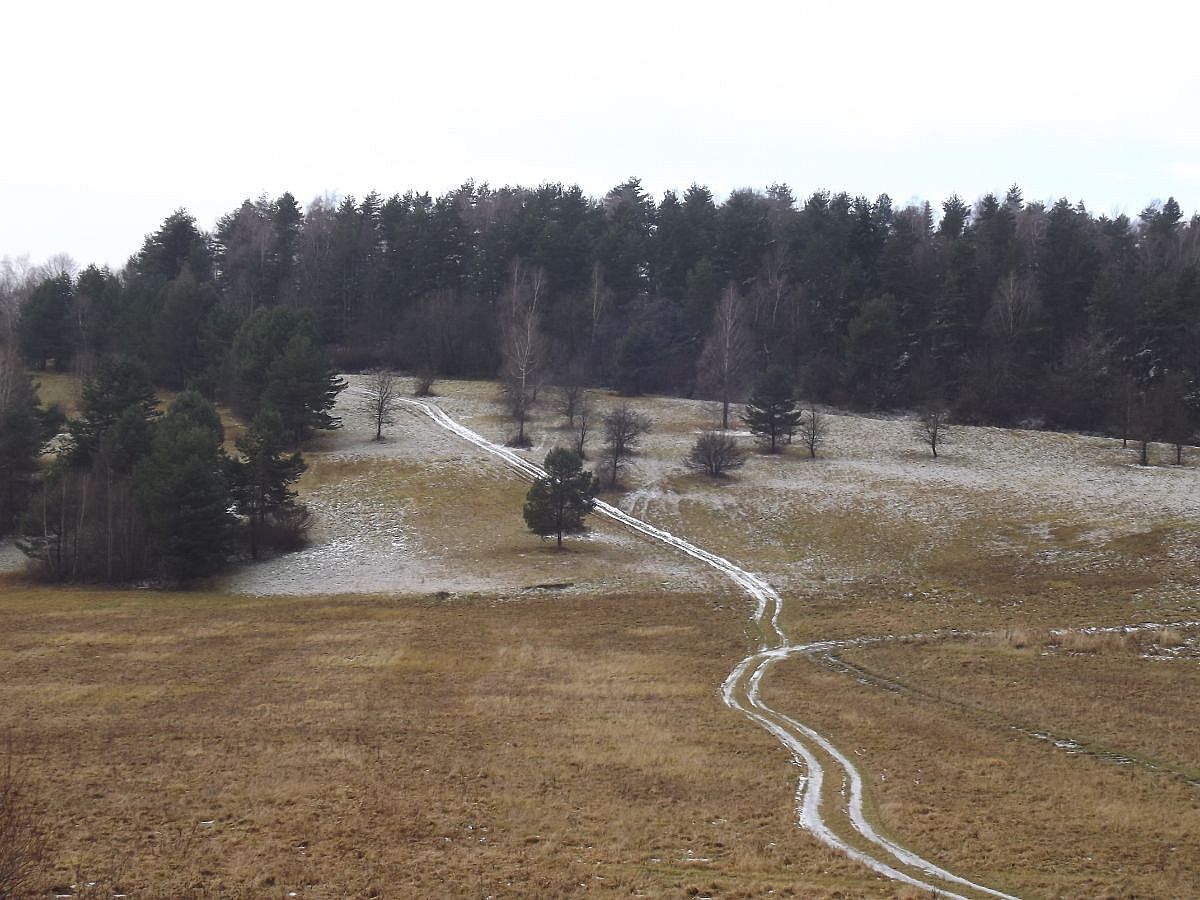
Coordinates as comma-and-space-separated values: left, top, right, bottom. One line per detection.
0, 539, 23, 573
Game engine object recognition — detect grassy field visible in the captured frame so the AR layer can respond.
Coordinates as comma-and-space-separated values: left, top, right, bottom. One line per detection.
0, 578, 906, 898
3, 376, 1199, 896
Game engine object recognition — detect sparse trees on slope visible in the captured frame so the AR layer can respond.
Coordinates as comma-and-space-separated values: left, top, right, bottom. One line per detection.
600, 404, 652, 488
523, 447, 597, 548
683, 429, 747, 478
744, 366, 802, 453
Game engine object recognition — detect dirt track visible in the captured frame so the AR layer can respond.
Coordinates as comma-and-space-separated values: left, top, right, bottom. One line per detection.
387, 389, 1019, 899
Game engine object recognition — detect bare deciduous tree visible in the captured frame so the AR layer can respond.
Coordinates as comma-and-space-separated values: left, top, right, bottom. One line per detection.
556, 365, 587, 429
988, 272, 1039, 344
574, 393, 593, 459
500, 262, 546, 447
683, 429, 748, 478
362, 369, 397, 441
698, 283, 752, 430
799, 404, 827, 459
915, 406, 951, 458
404, 290, 453, 397
600, 404, 651, 488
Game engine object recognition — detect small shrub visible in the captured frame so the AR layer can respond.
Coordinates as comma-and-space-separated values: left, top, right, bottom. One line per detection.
996, 627, 1047, 651
1153, 627, 1185, 649
258, 504, 313, 553
1056, 630, 1139, 655
683, 430, 748, 478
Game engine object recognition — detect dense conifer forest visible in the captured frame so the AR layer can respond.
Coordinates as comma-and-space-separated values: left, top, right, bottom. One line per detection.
11, 179, 1199, 431
2, 179, 1199, 577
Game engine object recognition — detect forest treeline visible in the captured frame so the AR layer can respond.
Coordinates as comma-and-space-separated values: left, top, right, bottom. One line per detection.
8, 178, 1200, 435
1, 177, 1198, 575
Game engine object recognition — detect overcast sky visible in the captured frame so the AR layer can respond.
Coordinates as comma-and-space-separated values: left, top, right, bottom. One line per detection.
4, 0, 1199, 269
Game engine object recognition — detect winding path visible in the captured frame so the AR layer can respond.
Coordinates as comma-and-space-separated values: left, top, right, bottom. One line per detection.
386, 393, 1018, 899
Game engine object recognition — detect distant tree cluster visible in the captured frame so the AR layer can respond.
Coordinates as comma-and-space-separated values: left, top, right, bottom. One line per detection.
0, 211, 347, 581
15, 359, 310, 582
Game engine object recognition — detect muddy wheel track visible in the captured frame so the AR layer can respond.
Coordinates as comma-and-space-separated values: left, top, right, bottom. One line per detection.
372, 392, 1018, 899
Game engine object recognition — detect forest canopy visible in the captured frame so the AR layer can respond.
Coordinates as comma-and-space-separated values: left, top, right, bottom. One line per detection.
5, 180, 1200, 439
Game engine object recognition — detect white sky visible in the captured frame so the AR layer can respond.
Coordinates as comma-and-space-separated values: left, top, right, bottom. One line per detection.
3, 0, 1199, 269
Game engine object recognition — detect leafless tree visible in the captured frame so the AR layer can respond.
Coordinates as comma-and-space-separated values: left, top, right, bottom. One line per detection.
683, 429, 748, 478
557, 382, 583, 428
698, 283, 752, 430
555, 363, 587, 429
293, 194, 337, 315
799, 404, 827, 459
915, 406, 951, 458
403, 289, 454, 397
574, 393, 593, 459
987, 272, 1040, 345
362, 369, 398, 441
500, 262, 546, 447
600, 404, 652, 488
414, 370, 436, 397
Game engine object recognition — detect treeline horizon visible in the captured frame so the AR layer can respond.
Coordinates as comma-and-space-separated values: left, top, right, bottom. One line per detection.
5, 178, 1200, 439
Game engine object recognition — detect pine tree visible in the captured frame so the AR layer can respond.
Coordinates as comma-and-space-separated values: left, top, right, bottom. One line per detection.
134, 414, 233, 581
263, 333, 346, 442
228, 408, 307, 559
17, 274, 74, 369
68, 356, 159, 466
0, 375, 44, 535
523, 448, 596, 548
744, 365, 803, 453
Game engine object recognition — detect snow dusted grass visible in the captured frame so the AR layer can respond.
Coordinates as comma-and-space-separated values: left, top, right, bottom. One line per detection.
223, 377, 715, 598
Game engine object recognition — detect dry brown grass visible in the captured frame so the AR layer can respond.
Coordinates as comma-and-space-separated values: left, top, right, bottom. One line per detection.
7, 377, 1200, 896
28, 370, 80, 417
0, 734, 47, 898
766, 640, 1200, 897
770, 621, 1200, 899
0, 578, 908, 898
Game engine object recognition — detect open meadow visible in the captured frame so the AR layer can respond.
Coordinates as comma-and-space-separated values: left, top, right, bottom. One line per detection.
2, 376, 1198, 897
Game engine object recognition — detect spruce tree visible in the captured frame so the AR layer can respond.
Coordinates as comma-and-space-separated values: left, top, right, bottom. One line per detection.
134, 413, 233, 581
744, 365, 802, 453
68, 355, 159, 466
228, 408, 307, 559
0, 376, 45, 535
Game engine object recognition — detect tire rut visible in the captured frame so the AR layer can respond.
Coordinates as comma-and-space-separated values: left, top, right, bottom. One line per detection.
373, 391, 1018, 899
